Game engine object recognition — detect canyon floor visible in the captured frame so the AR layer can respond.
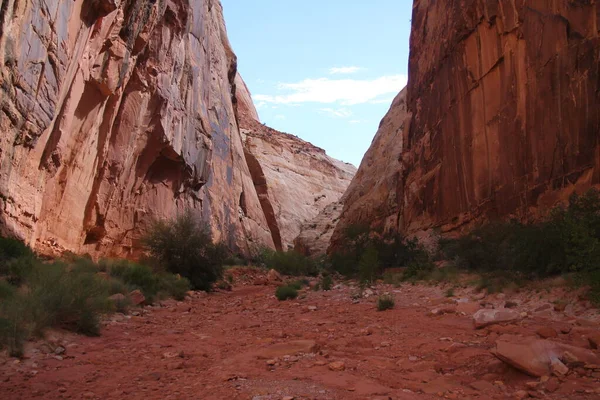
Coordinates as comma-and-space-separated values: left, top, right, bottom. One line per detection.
1, 271, 600, 400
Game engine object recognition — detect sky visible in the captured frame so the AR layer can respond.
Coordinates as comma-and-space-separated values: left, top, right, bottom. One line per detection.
221, 1, 413, 167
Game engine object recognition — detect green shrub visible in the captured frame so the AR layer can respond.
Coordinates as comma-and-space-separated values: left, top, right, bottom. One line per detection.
287, 279, 309, 290
377, 294, 395, 311
0, 280, 15, 299
438, 189, 600, 297
26, 262, 111, 336
358, 245, 379, 284
321, 275, 333, 291
108, 261, 159, 303
0, 237, 33, 261
143, 210, 226, 291
263, 250, 319, 277
158, 273, 190, 301
275, 285, 298, 301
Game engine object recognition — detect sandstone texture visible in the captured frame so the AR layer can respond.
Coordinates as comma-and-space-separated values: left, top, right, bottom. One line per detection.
239, 115, 356, 251
294, 201, 344, 257
0, 0, 275, 257
330, 89, 408, 248
334, 1, 600, 246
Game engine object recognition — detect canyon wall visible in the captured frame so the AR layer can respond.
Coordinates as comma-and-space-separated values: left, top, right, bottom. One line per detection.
239, 112, 356, 252
334, 0, 600, 247
0, 0, 274, 257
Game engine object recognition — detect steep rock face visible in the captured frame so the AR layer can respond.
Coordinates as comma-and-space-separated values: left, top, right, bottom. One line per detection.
239, 115, 356, 251
403, 0, 600, 233
0, 0, 274, 257
330, 89, 409, 248
335, 1, 600, 246
294, 200, 344, 257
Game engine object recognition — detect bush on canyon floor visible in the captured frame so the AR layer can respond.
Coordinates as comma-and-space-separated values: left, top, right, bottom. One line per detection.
0, 239, 192, 357
262, 249, 319, 277
377, 294, 395, 311
143, 210, 226, 291
439, 189, 600, 302
320, 274, 333, 291
0, 259, 112, 357
330, 224, 435, 282
275, 284, 299, 301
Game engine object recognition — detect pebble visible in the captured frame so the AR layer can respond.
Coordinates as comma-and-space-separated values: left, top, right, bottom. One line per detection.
328, 361, 346, 371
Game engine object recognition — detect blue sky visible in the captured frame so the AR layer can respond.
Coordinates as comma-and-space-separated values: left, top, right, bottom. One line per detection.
221, 1, 413, 167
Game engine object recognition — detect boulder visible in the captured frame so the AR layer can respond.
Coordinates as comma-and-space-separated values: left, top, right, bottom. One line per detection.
494, 339, 600, 377
473, 309, 521, 329
588, 332, 600, 350
536, 327, 558, 339
129, 290, 146, 306
266, 269, 283, 283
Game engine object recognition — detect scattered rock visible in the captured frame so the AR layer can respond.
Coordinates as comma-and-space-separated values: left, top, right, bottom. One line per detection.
129, 290, 145, 306
328, 361, 346, 372
513, 390, 529, 399
504, 301, 519, 309
267, 269, 282, 283
553, 302, 567, 312
535, 327, 558, 339
54, 346, 66, 355
550, 359, 569, 377
456, 302, 480, 314
473, 309, 520, 329
307, 306, 317, 311
470, 380, 496, 392
534, 304, 552, 312
588, 332, 600, 349
494, 339, 600, 377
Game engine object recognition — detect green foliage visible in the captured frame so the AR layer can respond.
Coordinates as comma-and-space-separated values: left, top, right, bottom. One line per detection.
158, 273, 190, 301
0, 237, 33, 261
0, 237, 191, 358
377, 294, 395, 311
287, 278, 310, 290
330, 225, 434, 282
143, 210, 226, 291
108, 261, 159, 303
262, 249, 319, 277
439, 189, 600, 298
275, 285, 298, 301
445, 287, 455, 298
321, 274, 333, 291
358, 245, 379, 284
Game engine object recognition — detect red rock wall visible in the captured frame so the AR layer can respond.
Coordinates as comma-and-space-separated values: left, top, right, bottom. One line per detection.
0, 0, 274, 257
403, 0, 600, 233
334, 0, 600, 247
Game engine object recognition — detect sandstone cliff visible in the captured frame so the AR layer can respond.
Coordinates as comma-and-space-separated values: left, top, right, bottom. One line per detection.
239, 112, 356, 251
334, 1, 600, 246
330, 89, 409, 248
0, 0, 274, 257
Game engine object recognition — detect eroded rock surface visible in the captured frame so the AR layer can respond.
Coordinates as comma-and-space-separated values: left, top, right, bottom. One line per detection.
0, 0, 274, 257
239, 116, 356, 251
334, 1, 600, 246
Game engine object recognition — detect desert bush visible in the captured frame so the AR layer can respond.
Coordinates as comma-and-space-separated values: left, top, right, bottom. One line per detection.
263, 249, 318, 277
321, 274, 333, 291
377, 294, 395, 311
158, 273, 190, 301
143, 210, 226, 291
275, 285, 298, 301
358, 245, 379, 284
108, 261, 159, 302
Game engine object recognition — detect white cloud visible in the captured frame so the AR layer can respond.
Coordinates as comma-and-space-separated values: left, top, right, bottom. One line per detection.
369, 97, 395, 104
320, 108, 353, 118
329, 66, 363, 75
349, 119, 365, 124
254, 75, 407, 106
256, 101, 267, 109
274, 114, 286, 120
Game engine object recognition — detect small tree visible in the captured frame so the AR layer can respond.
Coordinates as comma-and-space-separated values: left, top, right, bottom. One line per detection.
143, 210, 225, 291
